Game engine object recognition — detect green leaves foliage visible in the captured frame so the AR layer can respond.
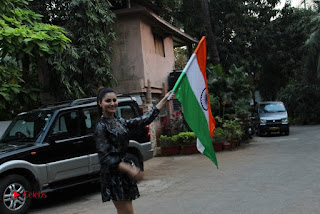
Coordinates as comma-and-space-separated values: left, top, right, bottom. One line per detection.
165, 0, 319, 123
257, 6, 313, 100
0, 64, 22, 102
0, 57, 40, 119
212, 127, 225, 143
207, 64, 252, 117
159, 132, 196, 147
0, 0, 70, 58
0, 0, 70, 119
275, 8, 320, 124
30, 0, 117, 99
222, 118, 244, 141
278, 81, 320, 124
302, 13, 320, 84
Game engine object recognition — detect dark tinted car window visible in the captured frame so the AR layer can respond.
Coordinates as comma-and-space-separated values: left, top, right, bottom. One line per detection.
116, 105, 136, 119
52, 111, 83, 138
1, 111, 51, 143
83, 108, 100, 134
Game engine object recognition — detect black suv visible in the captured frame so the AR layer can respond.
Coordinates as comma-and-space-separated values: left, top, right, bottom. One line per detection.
0, 96, 153, 214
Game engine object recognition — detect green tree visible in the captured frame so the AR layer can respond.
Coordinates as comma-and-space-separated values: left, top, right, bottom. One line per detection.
207, 64, 252, 118
210, 0, 280, 82
302, 12, 320, 84
257, 5, 314, 100
200, 0, 220, 65
0, 0, 70, 119
278, 9, 320, 124
162, 0, 280, 96
29, 0, 117, 100
155, 0, 319, 123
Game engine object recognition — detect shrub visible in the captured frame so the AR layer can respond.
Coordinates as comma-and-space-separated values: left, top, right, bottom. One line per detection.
159, 132, 196, 147
222, 118, 244, 141
212, 127, 225, 143
158, 135, 178, 147
176, 132, 197, 145
278, 81, 320, 124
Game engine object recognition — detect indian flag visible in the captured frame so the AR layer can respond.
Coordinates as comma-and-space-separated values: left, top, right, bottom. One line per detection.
172, 36, 218, 168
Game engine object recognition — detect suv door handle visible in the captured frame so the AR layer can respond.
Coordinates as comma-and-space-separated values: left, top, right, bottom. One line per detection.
73, 141, 83, 144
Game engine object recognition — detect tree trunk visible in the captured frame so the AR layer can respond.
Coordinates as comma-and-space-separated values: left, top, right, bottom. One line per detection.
21, 56, 30, 79
37, 58, 56, 104
200, 0, 220, 65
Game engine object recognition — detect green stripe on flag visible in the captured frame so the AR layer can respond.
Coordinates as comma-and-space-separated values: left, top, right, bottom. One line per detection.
174, 73, 218, 168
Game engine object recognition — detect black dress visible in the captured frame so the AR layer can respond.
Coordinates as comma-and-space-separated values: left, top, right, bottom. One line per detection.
94, 107, 159, 202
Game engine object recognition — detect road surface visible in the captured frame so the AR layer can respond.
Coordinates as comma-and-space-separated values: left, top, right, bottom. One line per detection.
29, 125, 320, 214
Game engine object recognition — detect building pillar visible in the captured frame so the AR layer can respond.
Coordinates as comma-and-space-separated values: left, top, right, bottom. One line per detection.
142, 80, 169, 156
144, 79, 156, 155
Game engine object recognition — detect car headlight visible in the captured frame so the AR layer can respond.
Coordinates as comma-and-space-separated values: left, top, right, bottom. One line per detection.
281, 118, 288, 123
260, 119, 266, 125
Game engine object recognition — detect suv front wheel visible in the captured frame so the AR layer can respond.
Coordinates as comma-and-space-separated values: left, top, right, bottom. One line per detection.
0, 174, 32, 214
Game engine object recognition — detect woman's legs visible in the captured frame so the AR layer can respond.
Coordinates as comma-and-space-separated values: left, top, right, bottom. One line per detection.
113, 200, 134, 214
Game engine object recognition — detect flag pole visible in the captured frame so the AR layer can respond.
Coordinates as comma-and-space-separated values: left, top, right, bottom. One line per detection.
169, 36, 205, 101
167, 91, 175, 100
168, 54, 197, 101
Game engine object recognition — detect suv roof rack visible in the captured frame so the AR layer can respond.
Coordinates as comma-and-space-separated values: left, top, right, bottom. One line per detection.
70, 97, 96, 106
39, 97, 96, 109
39, 100, 73, 109
39, 94, 137, 109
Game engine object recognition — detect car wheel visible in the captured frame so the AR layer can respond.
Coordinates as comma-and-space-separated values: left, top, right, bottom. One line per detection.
0, 174, 32, 214
285, 130, 290, 136
125, 153, 141, 169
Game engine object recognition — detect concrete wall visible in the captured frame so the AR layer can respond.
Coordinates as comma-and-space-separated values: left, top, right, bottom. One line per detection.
110, 11, 179, 152
111, 16, 174, 94
140, 20, 175, 90
111, 16, 145, 94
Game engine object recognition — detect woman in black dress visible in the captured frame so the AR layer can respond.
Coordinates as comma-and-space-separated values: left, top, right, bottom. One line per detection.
94, 87, 171, 214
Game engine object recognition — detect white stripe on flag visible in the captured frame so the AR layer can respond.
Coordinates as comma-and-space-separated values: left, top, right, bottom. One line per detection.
185, 54, 209, 127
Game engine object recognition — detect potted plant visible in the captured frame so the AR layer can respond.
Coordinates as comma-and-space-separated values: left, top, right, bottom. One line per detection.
178, 132, 198, 154
223, 118, 244, 148
212, 127, 224, 152
158, 135, 180, 155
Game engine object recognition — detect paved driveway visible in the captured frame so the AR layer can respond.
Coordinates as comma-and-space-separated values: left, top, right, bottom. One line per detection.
29, 125, 320, 214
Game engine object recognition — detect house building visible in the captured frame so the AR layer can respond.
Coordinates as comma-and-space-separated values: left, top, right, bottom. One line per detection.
110, 6, 198, 153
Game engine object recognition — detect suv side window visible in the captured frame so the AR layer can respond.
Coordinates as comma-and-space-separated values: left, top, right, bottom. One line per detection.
9, 119, 34, 138
83, 108, 99, 134
116, 105, 136, 119
53, 115, 67, 133
52, 111, 83, 139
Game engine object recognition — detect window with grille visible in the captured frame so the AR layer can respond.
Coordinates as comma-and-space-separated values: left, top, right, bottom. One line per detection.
173, 99, 181, 111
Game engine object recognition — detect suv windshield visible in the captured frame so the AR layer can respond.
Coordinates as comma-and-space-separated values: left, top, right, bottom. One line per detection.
259, 103, 286, 113
1, 111, 52, 144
